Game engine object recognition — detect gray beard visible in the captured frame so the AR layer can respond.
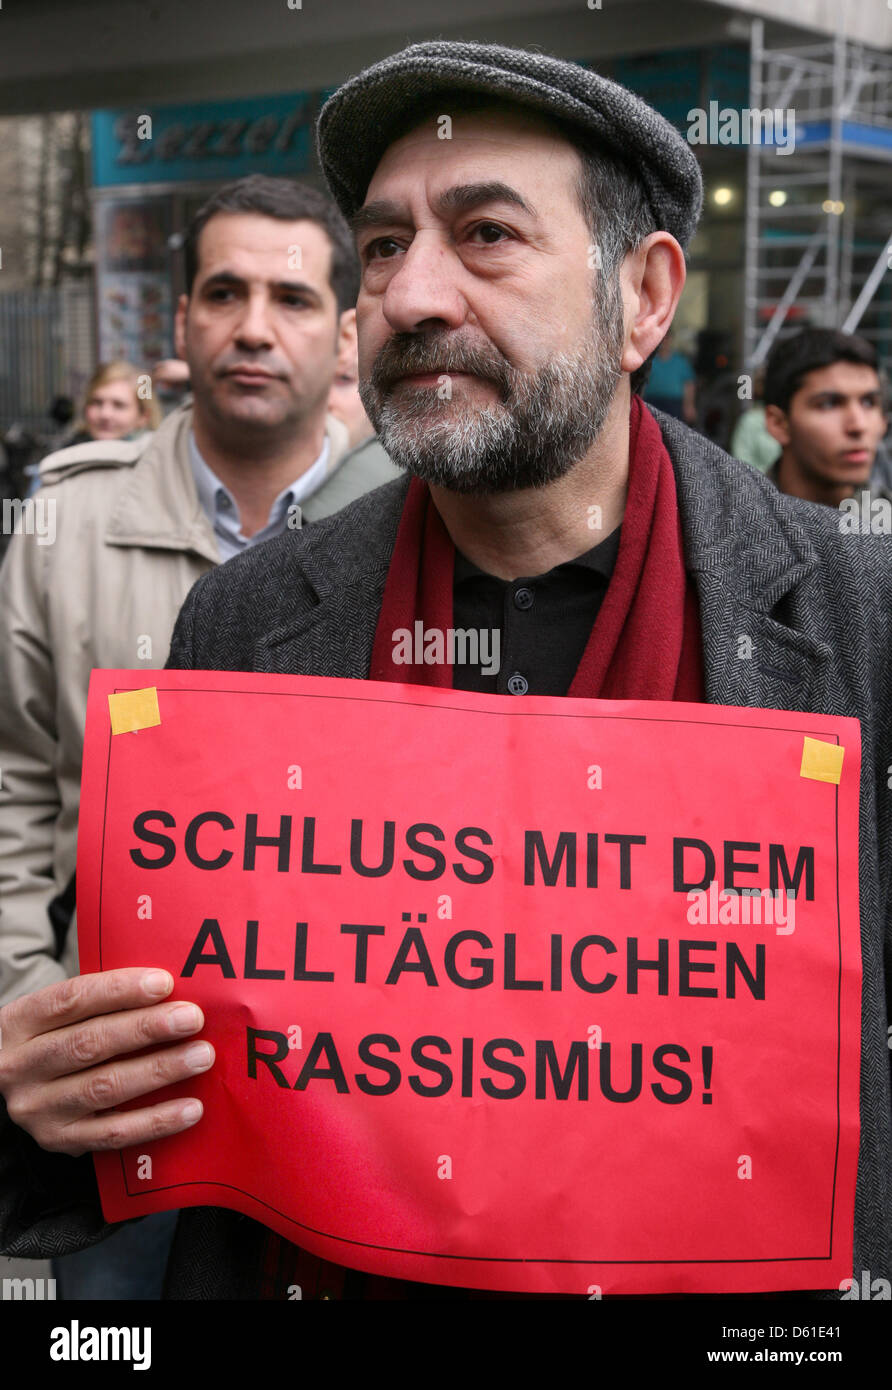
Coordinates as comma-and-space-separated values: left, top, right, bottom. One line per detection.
358, 279, 626, 495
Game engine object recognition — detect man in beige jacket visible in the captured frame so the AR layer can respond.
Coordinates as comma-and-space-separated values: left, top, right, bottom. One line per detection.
0, 173, 399, 1007
0, 174, 398, 1295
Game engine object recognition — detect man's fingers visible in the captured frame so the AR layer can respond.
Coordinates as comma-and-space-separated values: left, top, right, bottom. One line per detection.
0, 968, 175, 1049
58, 1097, 205, 1157
5, 1038, 215, 1153
40, 1037, 216, 1124
0, 969, 215, 1159
51, 1039, 213, 1123
8, 1000, 206, 1085
42, 1039, 215, 1123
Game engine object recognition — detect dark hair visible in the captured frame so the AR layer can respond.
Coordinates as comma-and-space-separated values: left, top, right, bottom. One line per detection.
182, 174, 360, 315
763, 328, 880, 414
568, 132, 659, 394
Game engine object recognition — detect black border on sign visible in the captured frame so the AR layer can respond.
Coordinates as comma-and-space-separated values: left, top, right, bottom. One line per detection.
98, 684, 847, 1269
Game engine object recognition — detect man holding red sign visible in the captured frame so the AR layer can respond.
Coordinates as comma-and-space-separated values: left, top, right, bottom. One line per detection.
0, 41, 889, 1301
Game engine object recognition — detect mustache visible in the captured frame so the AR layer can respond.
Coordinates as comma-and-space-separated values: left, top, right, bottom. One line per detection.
369, 333, 513, 395
214, 355, 286, 377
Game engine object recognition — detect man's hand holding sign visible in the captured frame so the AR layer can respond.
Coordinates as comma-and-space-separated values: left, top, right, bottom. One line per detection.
0, 969, 210, 1156
26, 668, 858, 1296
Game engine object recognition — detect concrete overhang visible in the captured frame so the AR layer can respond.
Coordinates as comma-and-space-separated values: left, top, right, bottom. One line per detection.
0, 0, 886, 118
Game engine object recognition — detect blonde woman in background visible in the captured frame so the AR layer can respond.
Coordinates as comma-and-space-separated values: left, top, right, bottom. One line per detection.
24, 361, 160, 494
71, 359, 161, 444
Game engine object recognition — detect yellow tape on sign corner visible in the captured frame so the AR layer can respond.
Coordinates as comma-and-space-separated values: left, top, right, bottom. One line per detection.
108, 687, 161, 736
800, 735, 844, 785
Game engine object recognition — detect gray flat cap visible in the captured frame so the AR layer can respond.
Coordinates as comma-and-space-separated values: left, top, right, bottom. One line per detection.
317, 40, 703, 249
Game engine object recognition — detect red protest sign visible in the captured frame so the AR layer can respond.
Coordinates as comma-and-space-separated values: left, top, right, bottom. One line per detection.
77, 670, 861, 1295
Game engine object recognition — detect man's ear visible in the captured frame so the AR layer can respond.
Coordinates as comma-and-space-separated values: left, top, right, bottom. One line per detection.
173, 294, 189, 360
620, 233, 687, 380
763, 404, 791, 447
335, 307, 357, 364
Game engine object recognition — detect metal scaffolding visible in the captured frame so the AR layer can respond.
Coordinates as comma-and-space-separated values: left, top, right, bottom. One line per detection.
743, 20, 892, 373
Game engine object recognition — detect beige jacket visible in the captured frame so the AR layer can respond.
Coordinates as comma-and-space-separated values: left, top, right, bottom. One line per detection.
0, 402, 401, 1004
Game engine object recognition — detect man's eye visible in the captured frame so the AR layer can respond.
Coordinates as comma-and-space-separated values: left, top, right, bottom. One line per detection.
365, 237, 402, 261
469, 222, 509, 244
363, 224, 510, 262
281, 294, 310, 308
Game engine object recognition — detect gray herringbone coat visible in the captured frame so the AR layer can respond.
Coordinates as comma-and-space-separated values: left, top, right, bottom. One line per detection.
1, 410, 890, 1298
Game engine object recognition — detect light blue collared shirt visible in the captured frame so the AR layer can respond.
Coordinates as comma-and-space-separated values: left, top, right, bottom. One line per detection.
189, 431, 330, 561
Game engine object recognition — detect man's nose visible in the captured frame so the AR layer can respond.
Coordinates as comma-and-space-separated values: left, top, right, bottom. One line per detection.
382, 234, 469, 335
842, 400, 876, 435
235, 292, 275, 348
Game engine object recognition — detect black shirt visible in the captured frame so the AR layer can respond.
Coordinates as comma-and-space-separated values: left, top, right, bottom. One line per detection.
451, 526, 621, 696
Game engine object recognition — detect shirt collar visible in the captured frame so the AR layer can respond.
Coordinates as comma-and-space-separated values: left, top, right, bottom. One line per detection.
188, 430, 330, 534
453, 524, 622, 586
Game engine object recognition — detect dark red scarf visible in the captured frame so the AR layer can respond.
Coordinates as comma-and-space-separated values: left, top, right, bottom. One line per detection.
369, 394, 703, 701
262, 397, 703, 1299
